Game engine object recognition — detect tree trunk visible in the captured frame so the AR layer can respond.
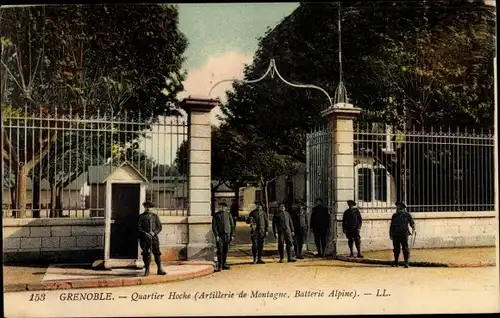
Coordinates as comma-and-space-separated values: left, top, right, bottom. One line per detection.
32, 165, 41, 218
10, 168, 18, 217
55, 186, 63, 217
263, 181, 270, 215
16, 164, 28, 218
50, 181, 57, 218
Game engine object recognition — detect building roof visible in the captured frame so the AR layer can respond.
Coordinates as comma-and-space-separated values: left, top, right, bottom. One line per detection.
87, 161, 148, 184
2, 171, 87, 191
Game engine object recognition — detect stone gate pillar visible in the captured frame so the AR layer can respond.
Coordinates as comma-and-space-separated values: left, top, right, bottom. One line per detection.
321, 102, 361, 256
181, 96, 219, 260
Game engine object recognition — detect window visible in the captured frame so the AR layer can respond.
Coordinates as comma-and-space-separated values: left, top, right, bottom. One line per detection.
374, 168, 388, 201
357, 168, 372, 202
357, 166, 390, 204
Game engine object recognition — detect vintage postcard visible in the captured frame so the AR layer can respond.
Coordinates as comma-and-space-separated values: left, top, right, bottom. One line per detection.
2, 1, 499, 317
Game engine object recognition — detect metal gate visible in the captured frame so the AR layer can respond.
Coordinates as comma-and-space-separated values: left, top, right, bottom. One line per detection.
305, 127, 336, 254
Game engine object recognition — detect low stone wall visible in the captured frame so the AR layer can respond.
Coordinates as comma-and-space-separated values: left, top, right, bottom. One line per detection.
3, 218, 105, 264
2, 216, 193, 264
334, 211, 497, 255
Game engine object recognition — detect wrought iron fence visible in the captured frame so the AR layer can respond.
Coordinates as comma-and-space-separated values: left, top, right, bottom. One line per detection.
2, 112, 188, 218
354, 122, 495, 213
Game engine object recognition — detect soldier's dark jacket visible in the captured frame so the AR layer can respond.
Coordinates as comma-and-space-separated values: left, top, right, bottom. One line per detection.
212, 210, 235, 238
247, 209, 269, 237
342, 207, 362, 231
291, 206, 308, 230
272, 210, 295, 236
137, 211, 162, 236
310, 205, 330, 233
390, 208, 415, 237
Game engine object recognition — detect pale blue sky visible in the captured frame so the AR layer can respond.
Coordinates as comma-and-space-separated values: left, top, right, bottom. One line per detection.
142, 3, 299, 165
178, 3, 299, 70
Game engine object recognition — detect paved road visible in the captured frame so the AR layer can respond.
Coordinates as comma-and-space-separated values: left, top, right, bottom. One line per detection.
5, 259, 499, 317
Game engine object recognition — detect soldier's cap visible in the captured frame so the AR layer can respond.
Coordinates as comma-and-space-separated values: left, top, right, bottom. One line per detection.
395, 201, 406, 208
254, 201, 263, 206
347, 200, 356, 206
315, 198, 323, 202
143, 201, 154, 208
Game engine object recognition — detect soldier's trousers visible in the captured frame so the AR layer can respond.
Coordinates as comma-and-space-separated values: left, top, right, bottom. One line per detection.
293, 228, 307, 257
277, 231, 294, 260
251, 234, 265, 260
345, 229, 361, 253
392, 234, 410, 263
216, 235, 230, 267
313, 230, 328, 256
139, 235, 161, 266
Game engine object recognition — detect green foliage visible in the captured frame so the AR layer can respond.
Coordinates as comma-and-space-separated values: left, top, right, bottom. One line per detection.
173, 124, 295, 190
1, 5, 188, 215
221, 1, 495, 163
1, 4, 187, 120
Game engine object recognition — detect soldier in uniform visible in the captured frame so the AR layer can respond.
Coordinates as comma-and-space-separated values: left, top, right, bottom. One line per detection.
389, 201, 415, 268
273, 202, 297, 263
310, 198, 330, 258
137, 201, 167, 276
291, 200, 308, 259
342, 200, 363, 258
212, 201, 235, 272
246, 202, 269, 264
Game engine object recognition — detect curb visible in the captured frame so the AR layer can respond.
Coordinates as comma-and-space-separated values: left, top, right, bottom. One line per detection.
4, 265, 214, 293
335, 255, 496, 268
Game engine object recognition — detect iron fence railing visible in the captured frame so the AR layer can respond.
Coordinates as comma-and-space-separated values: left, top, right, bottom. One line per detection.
353, 123, 494, 213
2, 112, 188, 218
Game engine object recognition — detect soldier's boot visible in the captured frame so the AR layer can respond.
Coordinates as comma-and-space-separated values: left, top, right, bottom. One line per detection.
257, 248, 266, 264
278, 244, 285, 263
348, 241, 354, 257
355, 241, 363, 258
392, 253, 399, 267
252, 245, 257, 264
403, 254, 409, 268
215, 252, 222, 272
222, 254, 230, 270
287, 247, 297, 262
154, 255, 167, 275
143, 256, 151, 276
296, 243, 304, 259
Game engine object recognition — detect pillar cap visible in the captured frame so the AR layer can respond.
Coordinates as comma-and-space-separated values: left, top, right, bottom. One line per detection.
180, 95, 220, 113
321, 102, 362, 119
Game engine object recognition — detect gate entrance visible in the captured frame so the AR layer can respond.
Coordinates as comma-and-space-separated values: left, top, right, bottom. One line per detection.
305, 128, 336, 255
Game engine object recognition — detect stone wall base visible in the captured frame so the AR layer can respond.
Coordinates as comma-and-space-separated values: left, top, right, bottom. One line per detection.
4, 249, 104, 265
187, 243, 214, 261
160, 244, 187, 261
335, 236, 496, 255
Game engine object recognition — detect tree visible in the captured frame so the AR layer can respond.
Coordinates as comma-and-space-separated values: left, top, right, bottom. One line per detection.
174, 124, 255, 214
221, 1, 495, 201
1, 4, 188, 217
173, 124, 297, 214
221, 1, 494, 161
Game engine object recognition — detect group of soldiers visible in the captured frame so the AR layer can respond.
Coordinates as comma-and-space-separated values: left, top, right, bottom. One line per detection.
211, 198, 416, 272
135, 197, 416, 276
